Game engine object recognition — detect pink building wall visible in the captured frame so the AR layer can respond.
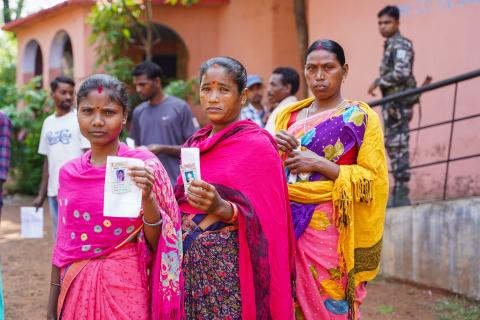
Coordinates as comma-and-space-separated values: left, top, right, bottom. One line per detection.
4, 0, 479, 201
307, 0, 480, 201
11, 3, 94, 86
150, 0, 301, 83
6, 0, 301, 92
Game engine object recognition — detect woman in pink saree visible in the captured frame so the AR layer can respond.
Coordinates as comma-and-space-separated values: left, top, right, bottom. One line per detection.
46, 74, 182, 320
176, 57, 295, 319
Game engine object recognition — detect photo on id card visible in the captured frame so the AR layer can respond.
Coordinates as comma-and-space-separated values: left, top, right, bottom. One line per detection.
110, 161, 130, 194
181, 163, 198, 193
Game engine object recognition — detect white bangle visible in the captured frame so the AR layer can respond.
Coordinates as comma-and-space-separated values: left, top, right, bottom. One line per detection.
142, 214, 162, 227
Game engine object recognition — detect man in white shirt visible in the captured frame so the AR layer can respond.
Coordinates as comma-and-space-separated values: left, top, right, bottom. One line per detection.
33, 76, 90, 239
264, 67, 300, 134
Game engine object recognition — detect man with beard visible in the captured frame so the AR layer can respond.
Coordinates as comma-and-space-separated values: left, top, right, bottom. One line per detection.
131, 61, 197, 185
33, 76, 90, 239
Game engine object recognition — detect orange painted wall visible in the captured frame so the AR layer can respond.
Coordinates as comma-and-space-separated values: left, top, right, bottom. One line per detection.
307, 0, 480, 200
14, 5, 95, 86
10, 0, 479, 201
150, 0, 301, 83
9, 1, 301, 139
217, 0, 301, 82
150, 5, 221, 78
12, 1, 300, 93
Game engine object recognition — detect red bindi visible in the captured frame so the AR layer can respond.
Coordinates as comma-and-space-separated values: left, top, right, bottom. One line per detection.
97, 86, 103, 94
211, 80, 217, 85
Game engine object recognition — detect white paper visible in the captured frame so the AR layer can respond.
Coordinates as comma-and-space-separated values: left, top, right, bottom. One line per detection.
103, 156, 144, 218
181, 148, 201, 193
126, 137, 135, 148
287, 144, 302, 184
181, 148, 201, 169
20, 207, 44, 238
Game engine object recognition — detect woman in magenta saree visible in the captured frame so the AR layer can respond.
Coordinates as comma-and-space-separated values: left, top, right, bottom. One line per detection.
176, 57, 295, 319
46, 75, 182, 320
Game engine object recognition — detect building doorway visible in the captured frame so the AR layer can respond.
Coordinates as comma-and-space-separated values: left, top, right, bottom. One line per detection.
22, 39, 43, 87
49, 30, 74, 79
128, 23, 188, 84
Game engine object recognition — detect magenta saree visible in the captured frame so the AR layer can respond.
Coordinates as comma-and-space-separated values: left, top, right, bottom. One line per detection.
176, 120, 296, 319
52, 143, 182, 319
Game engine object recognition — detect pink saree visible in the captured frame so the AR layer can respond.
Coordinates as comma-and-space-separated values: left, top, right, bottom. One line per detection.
52, 143, 182, 320
58, 243, 149, 319
176, 120, 296, 319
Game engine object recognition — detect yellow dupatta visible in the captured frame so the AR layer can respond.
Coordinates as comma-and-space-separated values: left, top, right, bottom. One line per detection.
275, 97, 389, 318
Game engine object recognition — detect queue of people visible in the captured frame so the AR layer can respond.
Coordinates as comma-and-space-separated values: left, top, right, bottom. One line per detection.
239, 66, 300, 134
4, 7, 418, 319
42, 33, 389, 320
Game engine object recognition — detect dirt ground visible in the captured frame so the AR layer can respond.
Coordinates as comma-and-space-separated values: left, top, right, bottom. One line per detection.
0, 195, 478, 320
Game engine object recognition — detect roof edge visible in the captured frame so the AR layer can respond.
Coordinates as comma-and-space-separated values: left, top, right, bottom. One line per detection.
2, 0, 229, 32
2, 0, 94, 32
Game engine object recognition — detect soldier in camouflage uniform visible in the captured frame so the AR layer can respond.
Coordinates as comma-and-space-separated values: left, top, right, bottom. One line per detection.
369, 5, 418, 206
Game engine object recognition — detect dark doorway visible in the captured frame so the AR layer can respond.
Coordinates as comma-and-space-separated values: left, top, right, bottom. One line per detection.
128, 24, 188, 82
152, 54, 177, 83
34, 46, 43, 87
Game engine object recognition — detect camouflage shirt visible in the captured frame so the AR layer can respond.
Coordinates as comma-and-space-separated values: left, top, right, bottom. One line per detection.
376, 31, 418, 102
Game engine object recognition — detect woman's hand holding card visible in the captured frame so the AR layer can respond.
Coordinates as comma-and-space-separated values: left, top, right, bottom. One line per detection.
128, 165, 155, 201
186, 180, 231, 220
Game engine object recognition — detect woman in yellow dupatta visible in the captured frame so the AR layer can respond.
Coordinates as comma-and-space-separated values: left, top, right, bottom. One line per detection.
274, 39, 389, 320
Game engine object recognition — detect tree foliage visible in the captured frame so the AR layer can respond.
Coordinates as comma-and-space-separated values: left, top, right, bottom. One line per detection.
2, 77, 51, 194
0, 32, 50, 194
2, 0, 24, 24
164, 78, 198, 102
87, 0, 198, 84
87, 0, 140, 83
0, 32, 16, 108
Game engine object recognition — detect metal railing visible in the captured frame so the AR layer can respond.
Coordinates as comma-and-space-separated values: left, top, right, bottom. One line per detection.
368, 69, 480, 204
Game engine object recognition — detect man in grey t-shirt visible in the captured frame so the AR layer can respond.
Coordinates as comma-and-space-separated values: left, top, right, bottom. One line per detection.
131, 61, 198, 185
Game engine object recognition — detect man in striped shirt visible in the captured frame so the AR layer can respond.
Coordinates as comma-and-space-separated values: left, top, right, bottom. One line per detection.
0, 111, 11, 223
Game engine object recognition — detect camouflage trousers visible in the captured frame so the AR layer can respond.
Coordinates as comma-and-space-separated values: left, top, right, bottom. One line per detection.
382, 101, 414, 184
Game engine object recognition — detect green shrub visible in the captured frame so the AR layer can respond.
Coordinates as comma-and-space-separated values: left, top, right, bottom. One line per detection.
3, 77, 51, 194
164, 79, 199, 104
